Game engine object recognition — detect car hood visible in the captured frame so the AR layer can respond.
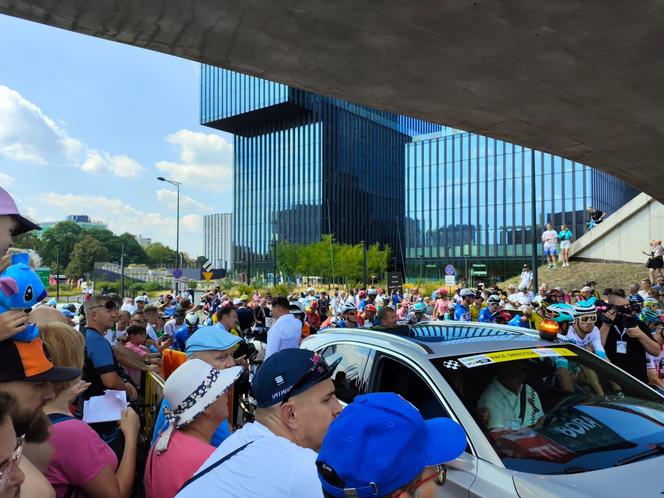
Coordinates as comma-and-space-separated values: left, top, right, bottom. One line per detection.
513, 455, 664, 498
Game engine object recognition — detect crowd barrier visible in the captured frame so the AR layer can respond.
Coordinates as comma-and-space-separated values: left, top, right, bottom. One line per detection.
143, 370, 165, 439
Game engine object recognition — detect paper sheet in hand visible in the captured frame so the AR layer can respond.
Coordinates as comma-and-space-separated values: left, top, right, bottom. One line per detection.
82, 390, 128, 424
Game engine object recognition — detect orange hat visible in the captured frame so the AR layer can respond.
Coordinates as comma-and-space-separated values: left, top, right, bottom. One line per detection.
0, 338, 80, 382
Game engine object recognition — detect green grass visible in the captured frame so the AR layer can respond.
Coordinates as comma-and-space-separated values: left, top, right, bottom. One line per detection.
503, 261, 648, 291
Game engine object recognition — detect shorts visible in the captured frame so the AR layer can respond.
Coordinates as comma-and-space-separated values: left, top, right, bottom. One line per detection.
647, 256, 663, 269
543, 245, 558, 257
560, 240, 571, 250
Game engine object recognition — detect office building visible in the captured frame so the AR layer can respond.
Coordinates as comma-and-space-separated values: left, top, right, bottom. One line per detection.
203, 212, 233, 270
37, 215, 108, 239
405, 130, 639, 282
201, 66, 438, 280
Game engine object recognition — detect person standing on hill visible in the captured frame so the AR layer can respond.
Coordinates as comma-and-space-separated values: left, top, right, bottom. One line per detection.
541, 223, 559, 269
558, 224, 573, 267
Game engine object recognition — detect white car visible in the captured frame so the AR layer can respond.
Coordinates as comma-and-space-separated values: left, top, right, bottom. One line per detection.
302, 322, 664, 497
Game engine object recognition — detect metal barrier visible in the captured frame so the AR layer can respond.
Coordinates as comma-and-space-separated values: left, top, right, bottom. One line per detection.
143, 370, 165, 439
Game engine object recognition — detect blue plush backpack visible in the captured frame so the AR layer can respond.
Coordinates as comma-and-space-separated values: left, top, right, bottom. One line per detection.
0, 252, 48, 341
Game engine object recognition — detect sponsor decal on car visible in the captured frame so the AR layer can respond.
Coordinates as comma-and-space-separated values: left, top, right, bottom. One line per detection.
458, 347, 576, 368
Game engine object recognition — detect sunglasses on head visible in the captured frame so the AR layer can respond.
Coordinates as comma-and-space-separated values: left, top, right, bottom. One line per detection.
90, 300, 117, 311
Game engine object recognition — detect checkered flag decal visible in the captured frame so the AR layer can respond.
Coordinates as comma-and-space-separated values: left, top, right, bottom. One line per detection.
441, 359, 461, 370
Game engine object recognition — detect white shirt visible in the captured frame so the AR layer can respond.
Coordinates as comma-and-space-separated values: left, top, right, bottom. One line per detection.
146, 323, 159, 342
519, 271, 533, 290
176, 421, 323, 498
541, 230, 558, 247
515, 291, 533, 306
163, 319, 179, 336
558, 325, 605, 356
265, 314, 302, 359
477, 379, 543, 430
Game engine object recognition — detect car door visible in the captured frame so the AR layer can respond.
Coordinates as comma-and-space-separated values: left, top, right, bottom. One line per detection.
368, 351, 478, 498
316, 342, 375, 405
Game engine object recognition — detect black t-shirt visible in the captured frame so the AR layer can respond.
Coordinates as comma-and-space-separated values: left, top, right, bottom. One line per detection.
591, 209, 604, 221
603, 316, 649, 383
236, 306, 255, 331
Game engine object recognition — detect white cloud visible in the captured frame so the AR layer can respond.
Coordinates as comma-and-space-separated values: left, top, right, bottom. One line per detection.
156, 188, 206, 211
155, 129, 233, 192
42, 192, 203, 256
0, 85, 144, 177
0, 172, 15, 188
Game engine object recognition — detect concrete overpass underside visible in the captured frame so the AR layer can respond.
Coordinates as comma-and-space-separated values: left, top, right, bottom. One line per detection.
2, 0, 663, 200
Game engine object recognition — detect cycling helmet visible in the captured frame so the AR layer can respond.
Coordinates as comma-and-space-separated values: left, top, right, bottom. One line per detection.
643, 297, 659, 308
436, 288, 448, 296
487, 294, 501, 305
364, 304, 377, 314
628, 294, 643, 305
341, 303, 357, 314
185, 312, 200, 327
639, 308, 663, 324
367, 288, 378, 296
358, 290, 368, 298
546, 303, 575, 323
459, 288, 475, 299
573, 298, 597, 316
289, 301, 306, 315
310, 300, 318, 309
413, 302, 427, 312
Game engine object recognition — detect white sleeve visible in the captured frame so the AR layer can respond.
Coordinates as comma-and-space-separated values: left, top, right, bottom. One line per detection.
265, 324, 280, 359
289, 453, 324, 498
590, 329, 606, 355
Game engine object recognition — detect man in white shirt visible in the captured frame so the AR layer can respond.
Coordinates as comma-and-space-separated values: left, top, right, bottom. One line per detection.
519, 264, 533, 291
176, 348, 342, 498
515, 284, 534, 306
541, 223, 559, 269
120, 296, 137, 314
477, 362, 543, 431
265, 297, 302, 359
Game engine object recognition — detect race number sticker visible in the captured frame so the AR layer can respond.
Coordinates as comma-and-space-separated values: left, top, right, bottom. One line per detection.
458, 348, 576, 368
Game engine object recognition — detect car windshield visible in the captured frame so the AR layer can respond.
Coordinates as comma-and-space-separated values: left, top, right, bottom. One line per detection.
433, 345, 664, 475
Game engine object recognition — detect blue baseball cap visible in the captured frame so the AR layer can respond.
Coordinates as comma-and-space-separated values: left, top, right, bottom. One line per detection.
185, 325, 241, 357
317, 393, 467, 498
61, 309, 75, 318
252, 349, 340, 408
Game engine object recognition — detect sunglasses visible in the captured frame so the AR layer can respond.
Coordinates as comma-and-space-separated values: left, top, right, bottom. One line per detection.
410, 464, 447, 492
577, 314, 597, 323
281, 354, 333, 404
89, 300, 117, 311
0, 435, 24, 493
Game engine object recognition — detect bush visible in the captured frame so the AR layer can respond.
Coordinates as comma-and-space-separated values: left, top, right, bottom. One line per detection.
272, 283, 295, 297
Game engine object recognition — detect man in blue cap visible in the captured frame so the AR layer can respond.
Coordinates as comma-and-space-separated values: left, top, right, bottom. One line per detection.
151, 325, 241, 446
317, 392, 467, 498
176, 348, 342, 498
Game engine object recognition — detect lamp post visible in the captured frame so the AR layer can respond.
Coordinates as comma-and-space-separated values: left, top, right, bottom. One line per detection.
157, 176, 182, 294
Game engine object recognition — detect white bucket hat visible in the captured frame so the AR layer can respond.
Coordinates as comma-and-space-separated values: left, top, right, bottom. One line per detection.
155, 359, 242, 452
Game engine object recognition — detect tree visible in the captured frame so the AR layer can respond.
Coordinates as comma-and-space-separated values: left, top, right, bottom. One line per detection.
145, 242, 178, 268
65, 235, 110, 278
116, 233, 148, 265
12, 231, 42, 254
40, 222, 85, 269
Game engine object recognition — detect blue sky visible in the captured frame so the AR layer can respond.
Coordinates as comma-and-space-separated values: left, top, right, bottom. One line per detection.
0, 14, 234, 257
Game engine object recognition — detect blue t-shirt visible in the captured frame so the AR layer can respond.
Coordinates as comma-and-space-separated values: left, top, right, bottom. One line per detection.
85, 328, 115, 373
478, 307, 495, 323
151, 398, 231, 447
173, 325, 197, 351
454, 304, 471, 322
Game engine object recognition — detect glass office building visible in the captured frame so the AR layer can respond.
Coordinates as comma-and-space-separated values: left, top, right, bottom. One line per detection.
405, 131, 639, 282
201, 66, 439, 280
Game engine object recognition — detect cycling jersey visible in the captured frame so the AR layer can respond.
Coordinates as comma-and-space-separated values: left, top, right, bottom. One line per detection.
478, 307, 496, 323
558, 326, 607, 358
454, 304, 471, 322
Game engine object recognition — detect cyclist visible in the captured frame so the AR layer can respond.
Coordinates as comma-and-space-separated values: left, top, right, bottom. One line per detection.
337, 303, 359, 328
478, 295, 501, 323
361, 303, 378, 328
558, 300, 607, 359
454, 288, 475, 322
172, 312, 201, 351
470, 292, 485, 322
407, 301, 431, 324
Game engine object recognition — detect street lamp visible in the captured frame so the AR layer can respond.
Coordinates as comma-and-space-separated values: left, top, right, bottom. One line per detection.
157, 176, 182, 294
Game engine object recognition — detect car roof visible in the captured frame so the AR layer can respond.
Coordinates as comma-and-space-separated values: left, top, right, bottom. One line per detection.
315, 322, 550, 358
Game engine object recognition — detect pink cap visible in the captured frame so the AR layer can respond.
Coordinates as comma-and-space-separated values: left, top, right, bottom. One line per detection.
0, 187, 40, 235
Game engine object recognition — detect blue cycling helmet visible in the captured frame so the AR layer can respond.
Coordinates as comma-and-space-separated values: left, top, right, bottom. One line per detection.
546, 303, 575, 323
413, 302, 427, 312
640, 308, 663, 324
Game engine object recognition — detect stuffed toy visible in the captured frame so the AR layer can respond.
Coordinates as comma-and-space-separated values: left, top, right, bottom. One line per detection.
0, 252, 47, 342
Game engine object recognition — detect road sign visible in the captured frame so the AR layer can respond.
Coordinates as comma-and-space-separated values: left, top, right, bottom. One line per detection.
445, 275, 456, 286
202, 271, 213, 281
199, 268, 227, 280
425, 264, 436, 268
172, 268, 183, 279
471, 263, 487, 277
35, 268, 50, 287
445, 264, 455, 276
202, 260, 212, 272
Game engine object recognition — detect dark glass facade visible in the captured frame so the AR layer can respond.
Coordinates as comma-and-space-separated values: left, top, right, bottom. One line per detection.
405, 131, 639, 283
201, 66, 439, 280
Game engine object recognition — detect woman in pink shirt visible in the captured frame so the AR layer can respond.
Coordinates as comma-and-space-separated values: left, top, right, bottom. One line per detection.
145, 359, 242, 498
123, 325, 152, 386
41, 322, 140, 498
432, 288, 450, 320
